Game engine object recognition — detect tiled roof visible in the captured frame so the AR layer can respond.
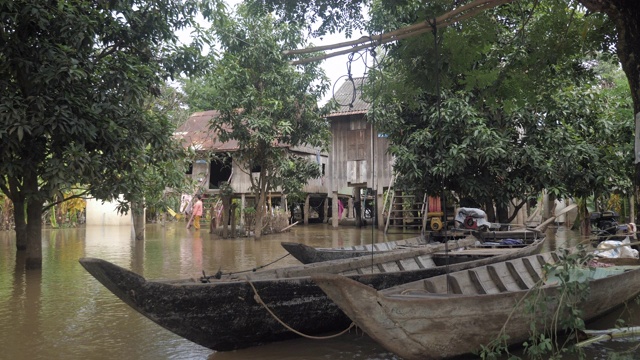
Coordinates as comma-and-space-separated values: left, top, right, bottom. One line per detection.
327, 77, 370, 118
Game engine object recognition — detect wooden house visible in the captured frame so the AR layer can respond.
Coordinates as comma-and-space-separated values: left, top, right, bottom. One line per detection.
326, 77, 394, 229
174, 110, 329, 226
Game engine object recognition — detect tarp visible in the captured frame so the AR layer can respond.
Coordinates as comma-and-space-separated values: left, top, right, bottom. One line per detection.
455, 207, 492, 229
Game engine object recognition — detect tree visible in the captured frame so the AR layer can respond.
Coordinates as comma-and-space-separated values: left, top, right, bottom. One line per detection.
577, 0, 640, 223
0, 0, 218, 268
248, 0, 635, 223
369, 1, 621, 221
126, 87, 194, 240
184, 5, 331, 238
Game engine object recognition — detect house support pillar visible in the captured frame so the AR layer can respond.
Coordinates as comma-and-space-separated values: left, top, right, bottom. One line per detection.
240, 194, 246, 227
304, 194, 310, 225
324, 195, 329, 224
377, 191, 384, 230
332, 191, 339, 228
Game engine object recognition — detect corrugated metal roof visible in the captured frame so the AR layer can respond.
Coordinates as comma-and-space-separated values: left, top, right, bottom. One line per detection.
327, 77, 370, 118
174, 110, 321, 155
173, 110, 240, 151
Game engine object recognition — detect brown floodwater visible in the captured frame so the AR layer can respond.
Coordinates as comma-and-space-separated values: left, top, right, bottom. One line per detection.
0, 223, 638, 360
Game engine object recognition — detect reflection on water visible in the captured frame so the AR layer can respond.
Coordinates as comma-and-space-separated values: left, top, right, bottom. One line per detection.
0, 223, 638, 359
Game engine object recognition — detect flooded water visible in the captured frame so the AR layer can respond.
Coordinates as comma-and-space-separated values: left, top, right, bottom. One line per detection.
0, 223, 638, 359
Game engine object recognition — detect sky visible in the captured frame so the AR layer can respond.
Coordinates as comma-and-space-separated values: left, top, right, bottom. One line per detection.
175, 1, 368, 104
313, 34, 369, 103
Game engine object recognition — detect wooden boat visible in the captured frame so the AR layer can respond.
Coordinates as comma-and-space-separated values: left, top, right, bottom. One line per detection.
282, 229, 542, 264
284, 204, 575, 264
79, 234, 544, 352
312, 250, 640, 360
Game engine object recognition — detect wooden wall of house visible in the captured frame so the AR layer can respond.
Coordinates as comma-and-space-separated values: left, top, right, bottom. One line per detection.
327, 114, 393, 195
195, 153, 328, 196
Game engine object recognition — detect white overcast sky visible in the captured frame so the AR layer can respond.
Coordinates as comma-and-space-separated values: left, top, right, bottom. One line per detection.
175, 1, 368, 104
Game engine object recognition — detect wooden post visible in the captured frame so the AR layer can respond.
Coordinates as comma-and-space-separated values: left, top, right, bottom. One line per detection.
332, 191, 339, 228
354, 187, 362, 227
304, 194, 310, 225
230, 203, 237, 237
222, 195, 230, 238
324, 195, 329, 223
240, 194, 246, 228
377, 191, 384, 230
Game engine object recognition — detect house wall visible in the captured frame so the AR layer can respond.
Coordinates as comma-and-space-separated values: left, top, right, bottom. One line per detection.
192, 152, 328, 196
192, 160, 210, 189
327, 114, 393, 195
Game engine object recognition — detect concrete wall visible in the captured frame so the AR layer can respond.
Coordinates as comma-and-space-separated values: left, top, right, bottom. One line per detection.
85, 197, 131, 226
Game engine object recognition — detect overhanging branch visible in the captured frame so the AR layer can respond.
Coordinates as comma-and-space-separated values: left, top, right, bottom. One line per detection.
285, 0, 516, 65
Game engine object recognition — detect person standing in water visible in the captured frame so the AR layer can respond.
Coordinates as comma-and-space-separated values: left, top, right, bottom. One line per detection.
191, 194, 204, 230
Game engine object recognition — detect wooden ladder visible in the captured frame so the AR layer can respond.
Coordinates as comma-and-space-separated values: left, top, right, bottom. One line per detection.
384, 178, 426, 234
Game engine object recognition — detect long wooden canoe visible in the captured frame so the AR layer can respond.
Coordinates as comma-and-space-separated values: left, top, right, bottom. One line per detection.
283, 229, 542, 264
312, 250, 640, 360
79, 234, 544, 351
285, 205, 576, 264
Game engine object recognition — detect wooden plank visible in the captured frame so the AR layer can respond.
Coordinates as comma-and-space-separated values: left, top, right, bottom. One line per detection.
506, 261, 529, 290
423, 279, 437, 293
447, 275, 463, 294
522, 257, 542, 283
398, 259, 421, 271
435, 248, 518, 256
487, 265, 508, 292
469, 269, 488, 294
416, 256, 436, 268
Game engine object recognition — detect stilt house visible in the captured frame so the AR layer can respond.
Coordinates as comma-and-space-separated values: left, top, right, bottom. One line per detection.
174, 110, 329, 226
326, 78, 394, 229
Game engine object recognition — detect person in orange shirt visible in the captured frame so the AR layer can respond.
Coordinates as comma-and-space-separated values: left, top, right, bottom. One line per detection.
192, 194, 204, 230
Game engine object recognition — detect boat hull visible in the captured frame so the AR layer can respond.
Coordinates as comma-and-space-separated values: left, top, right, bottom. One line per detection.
313, 255, 640, 359
283, 230, 542, 264
78, 238, 544, 351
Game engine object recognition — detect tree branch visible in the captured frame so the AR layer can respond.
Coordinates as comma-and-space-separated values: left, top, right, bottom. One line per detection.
42, 190, 91, 211
286, 0, 515, 65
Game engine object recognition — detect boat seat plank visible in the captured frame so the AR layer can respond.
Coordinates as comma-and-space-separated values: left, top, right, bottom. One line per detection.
398, 259, 421, 271
522, 257, 543, 283
506, 261, 534, 290
378, 262, 402, 273
447, 274, 464, 294
537, 253, 558, 267
415, 256, 436, 268
423, 279, 438, 293
451, 271, 486, 294
469, 269, 488, 294
357, 266, 379, 275
465, 267, 502, 294
486, 264, 521, 292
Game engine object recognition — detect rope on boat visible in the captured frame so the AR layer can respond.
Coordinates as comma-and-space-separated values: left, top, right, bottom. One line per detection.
200, 253, 291, 282
245, 278, 357, 340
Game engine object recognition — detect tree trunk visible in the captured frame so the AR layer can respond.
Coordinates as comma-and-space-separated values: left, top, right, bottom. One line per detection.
484, 199, 496, 222
496, 201, 509, 229
13, 198, 27, 251
254, 169, 268, 239
131, 202, 145, 241
25, 197, 43, 269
